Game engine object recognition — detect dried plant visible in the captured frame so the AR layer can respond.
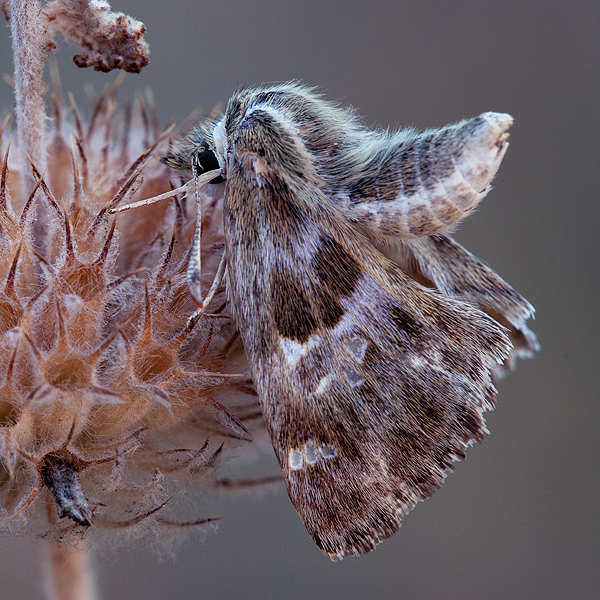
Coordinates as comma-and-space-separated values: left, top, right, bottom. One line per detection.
1, 0, 267, 574
44, 0, 150, 73
0, 86, 263, 534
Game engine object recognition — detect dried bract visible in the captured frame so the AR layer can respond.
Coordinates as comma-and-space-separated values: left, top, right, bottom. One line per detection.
44, 0, 150, 73
0, 83, 258, 545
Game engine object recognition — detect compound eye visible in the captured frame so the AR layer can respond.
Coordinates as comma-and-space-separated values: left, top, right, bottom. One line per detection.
195, 149, 225, 184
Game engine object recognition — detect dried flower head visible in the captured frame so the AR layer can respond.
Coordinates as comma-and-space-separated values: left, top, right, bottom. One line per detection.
0, 78, 262, 546
44, 0, 150, 73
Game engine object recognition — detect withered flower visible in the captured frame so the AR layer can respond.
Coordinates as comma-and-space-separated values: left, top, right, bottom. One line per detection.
1, 6, 265, 591
0, 83, 261, 540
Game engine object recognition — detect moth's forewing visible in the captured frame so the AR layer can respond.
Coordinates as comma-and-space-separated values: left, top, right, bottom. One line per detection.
222, 120, 510, 559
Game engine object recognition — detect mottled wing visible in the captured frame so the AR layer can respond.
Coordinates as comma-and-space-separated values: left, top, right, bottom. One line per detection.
336, 112, 513, 239
327, 110, 538, 373
396, 235, 539, 374
223, 141, 510, 559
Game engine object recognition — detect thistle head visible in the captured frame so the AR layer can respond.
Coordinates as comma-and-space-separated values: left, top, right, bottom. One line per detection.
0, 82, 260, 545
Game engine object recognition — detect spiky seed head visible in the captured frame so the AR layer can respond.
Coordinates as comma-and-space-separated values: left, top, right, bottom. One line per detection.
0, 83, 259, 546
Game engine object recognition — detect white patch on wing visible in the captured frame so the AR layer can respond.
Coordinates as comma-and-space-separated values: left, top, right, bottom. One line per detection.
304, 441, 318, 464
279, 339, 303, 366
409, 355, 426, 369
344, 336, 368, 362
289, 440, 338, 470
289, 448, 303, 470
279, 336, 321, 368
315, 374, 333, 395
320, 444, 337, 459
344, 367, 365, 387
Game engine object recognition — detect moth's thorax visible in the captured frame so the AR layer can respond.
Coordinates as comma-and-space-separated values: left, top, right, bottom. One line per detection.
216, 84, 369, 189
223, 105, 318, 189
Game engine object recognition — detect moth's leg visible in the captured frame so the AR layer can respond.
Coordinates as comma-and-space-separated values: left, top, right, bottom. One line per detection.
187, 173, 204, 305
188, 251, 227, 319
341, 112, 512, 238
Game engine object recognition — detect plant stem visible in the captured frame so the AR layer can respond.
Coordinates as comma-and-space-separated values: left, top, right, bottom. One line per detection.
44, 539, 98, 600
9, 0, 49, 252
9, 0, 48, 178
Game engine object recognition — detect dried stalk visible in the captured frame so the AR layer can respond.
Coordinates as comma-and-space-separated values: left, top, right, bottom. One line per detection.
44, 540, 97, 600
9, 0, 48, 179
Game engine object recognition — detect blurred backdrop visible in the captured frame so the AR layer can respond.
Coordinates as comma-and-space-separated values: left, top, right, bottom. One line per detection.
0, 1, 598, 599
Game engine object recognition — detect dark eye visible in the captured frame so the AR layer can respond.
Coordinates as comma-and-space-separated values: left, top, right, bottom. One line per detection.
195, 149, 225, 184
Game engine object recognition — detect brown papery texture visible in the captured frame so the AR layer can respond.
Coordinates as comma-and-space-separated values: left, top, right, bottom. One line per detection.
0, 78, 260, 547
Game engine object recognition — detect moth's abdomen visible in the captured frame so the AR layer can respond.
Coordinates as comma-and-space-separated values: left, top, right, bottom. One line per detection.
345, 112, 512, 238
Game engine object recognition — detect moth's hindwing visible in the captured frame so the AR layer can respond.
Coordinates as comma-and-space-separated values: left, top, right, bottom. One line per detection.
399, 235, 539, 373
222, 114, 511, 559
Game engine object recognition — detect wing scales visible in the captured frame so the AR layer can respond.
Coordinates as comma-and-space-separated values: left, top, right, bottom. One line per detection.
224, 151, 509, 559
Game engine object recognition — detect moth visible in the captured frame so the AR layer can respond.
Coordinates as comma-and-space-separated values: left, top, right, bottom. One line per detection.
158, 82, 538, 560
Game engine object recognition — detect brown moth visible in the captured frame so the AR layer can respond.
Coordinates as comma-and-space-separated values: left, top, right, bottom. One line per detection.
159, 82, 538, 560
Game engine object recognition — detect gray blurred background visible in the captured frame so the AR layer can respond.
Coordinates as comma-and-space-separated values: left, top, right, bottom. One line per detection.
0, 1, 598, 598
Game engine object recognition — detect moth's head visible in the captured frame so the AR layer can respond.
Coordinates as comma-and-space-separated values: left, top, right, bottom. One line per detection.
161, 119, 226, 184
161, 81, 355, 186
212, 85, 324, 184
